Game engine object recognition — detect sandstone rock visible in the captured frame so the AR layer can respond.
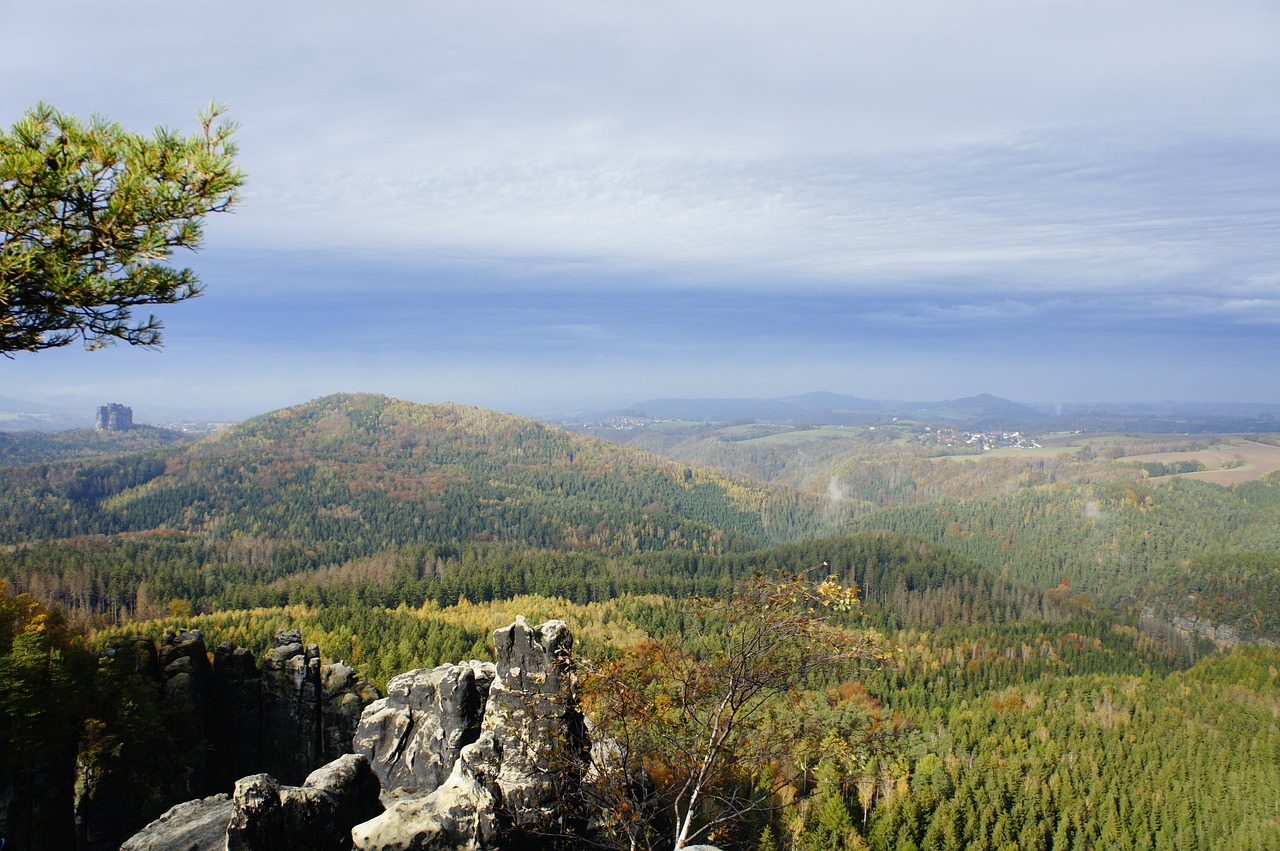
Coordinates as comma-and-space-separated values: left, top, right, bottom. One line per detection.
352, 617, 587, 850
118, 793, 233, 851
158, 629, 215, 797
354, 661, 494, 796
483, 617, 585, 833
212, 641, 263, 789
129, 637, 162, 680
352, 732, 502, 851
260, 630, 324, 784
127, 619, 593, 851
91, 629, 379, 851
324, 660, 384, 764
225, 753, 382, 851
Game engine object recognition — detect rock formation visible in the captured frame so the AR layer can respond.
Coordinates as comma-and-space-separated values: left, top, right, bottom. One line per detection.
212, 641, 264, 789
77, 628, 379, 850
351, 616, 587, 850
260, 631, 324, 784
120, 756, 384, 851
119, 617, 697, 851
158, 629, 217, 796
225, 754, 383, 851
118, 795, 234, 851
354, 661, 495, 795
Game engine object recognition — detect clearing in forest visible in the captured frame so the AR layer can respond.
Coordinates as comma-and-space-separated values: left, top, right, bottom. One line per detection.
1123, 439, 1280, 484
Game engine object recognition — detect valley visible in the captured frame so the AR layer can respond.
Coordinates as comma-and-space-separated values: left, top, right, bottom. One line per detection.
1, 392, 1278, 849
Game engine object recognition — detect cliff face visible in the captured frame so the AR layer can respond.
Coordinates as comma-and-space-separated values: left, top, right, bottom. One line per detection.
260, 631, 325, 784
71, 629, 379, 851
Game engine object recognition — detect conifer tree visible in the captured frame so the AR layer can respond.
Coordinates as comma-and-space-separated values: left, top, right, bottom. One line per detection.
1, 102, 242, 353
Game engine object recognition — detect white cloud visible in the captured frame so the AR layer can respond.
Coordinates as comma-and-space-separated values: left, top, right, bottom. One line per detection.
4, 0, 1279, 413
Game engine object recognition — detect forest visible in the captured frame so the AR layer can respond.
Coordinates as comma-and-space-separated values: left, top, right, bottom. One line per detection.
1, 393, 1278, 849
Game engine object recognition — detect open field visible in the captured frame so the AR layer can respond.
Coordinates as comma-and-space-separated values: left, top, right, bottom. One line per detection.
736, 425, 867, 445
931, 445, 1082, 463
1124, 439, 1280, 484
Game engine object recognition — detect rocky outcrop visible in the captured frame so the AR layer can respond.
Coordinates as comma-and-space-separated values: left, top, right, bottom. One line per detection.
325, 661, 386, 769
212, 641, 264, 789
86, 628, 379, 851
352, 617, 587, 850
73, 631, 217, 850
261, 631, 324, 784
225, 754, 382, 851
354, 661, 495, 795
158, 629, 217, 797
118, 794, 233, 851
484, 617, 585, 832
351, 738, 503, 851
122, 617, 605, 851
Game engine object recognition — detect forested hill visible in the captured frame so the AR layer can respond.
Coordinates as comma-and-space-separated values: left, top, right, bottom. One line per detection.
1, 393, 832, 558
847, 475, 1280, 644
0, 424, 191, 463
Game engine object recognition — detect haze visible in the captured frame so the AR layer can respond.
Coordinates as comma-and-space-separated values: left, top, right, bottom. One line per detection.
3, 0, 1278, 421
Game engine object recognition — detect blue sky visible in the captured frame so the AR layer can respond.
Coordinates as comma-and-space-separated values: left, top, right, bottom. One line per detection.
3, 0, 1279, 421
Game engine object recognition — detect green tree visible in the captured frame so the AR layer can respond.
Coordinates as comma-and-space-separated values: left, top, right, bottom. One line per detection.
0, 102, 242, 353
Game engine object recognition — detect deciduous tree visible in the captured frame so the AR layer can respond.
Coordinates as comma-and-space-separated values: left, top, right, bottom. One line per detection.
580, 570, 884, 850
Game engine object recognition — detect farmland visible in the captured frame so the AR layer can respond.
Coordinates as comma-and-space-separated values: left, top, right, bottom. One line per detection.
1123, 438, 1280, 484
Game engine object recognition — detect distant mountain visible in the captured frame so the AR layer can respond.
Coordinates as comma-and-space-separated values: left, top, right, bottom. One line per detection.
616, 392, 1280, 433
1045, 401, 1280, 433
898, 394, 1046, 429
0, 396, 94, 431
625, 391, 889, 424
625, 391, 1042, 429
0, 393, 819, 556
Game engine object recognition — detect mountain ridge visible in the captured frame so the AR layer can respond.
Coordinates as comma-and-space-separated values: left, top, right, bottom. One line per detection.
603, 391, 1280, 432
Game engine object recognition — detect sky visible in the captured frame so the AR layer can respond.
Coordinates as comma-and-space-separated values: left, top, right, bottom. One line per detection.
2, 0, 1279, 422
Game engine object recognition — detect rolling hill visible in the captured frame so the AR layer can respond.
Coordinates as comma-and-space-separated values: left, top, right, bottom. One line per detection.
0, 394, 854, 619
3, 394, 1279, 850
4, 393, 834, 550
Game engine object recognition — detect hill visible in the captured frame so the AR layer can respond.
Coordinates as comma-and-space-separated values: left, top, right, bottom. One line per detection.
0, 393, 847, 621
0, 424, 193, 464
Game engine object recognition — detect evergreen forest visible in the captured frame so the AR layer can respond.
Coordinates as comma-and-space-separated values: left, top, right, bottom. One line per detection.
1, 393, 1278, 849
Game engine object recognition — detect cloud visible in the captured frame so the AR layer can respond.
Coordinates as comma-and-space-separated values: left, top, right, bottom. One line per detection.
3, 0, 1279, 415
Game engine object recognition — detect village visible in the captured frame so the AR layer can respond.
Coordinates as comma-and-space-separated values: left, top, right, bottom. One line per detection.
916, 425, 1043, 451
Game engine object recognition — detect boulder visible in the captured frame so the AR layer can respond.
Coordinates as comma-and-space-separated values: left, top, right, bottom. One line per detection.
353, 661, 495, 796
225, 753, 382, 851
118, 794, 233, 851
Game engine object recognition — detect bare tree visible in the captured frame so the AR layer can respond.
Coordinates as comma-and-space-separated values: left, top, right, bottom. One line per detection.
578, 571, 884, 850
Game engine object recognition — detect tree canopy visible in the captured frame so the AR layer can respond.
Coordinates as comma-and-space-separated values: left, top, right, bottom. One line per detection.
0, 102, 243, 354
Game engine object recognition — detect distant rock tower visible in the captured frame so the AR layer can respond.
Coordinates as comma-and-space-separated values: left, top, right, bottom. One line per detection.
96, 403, 133, 431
